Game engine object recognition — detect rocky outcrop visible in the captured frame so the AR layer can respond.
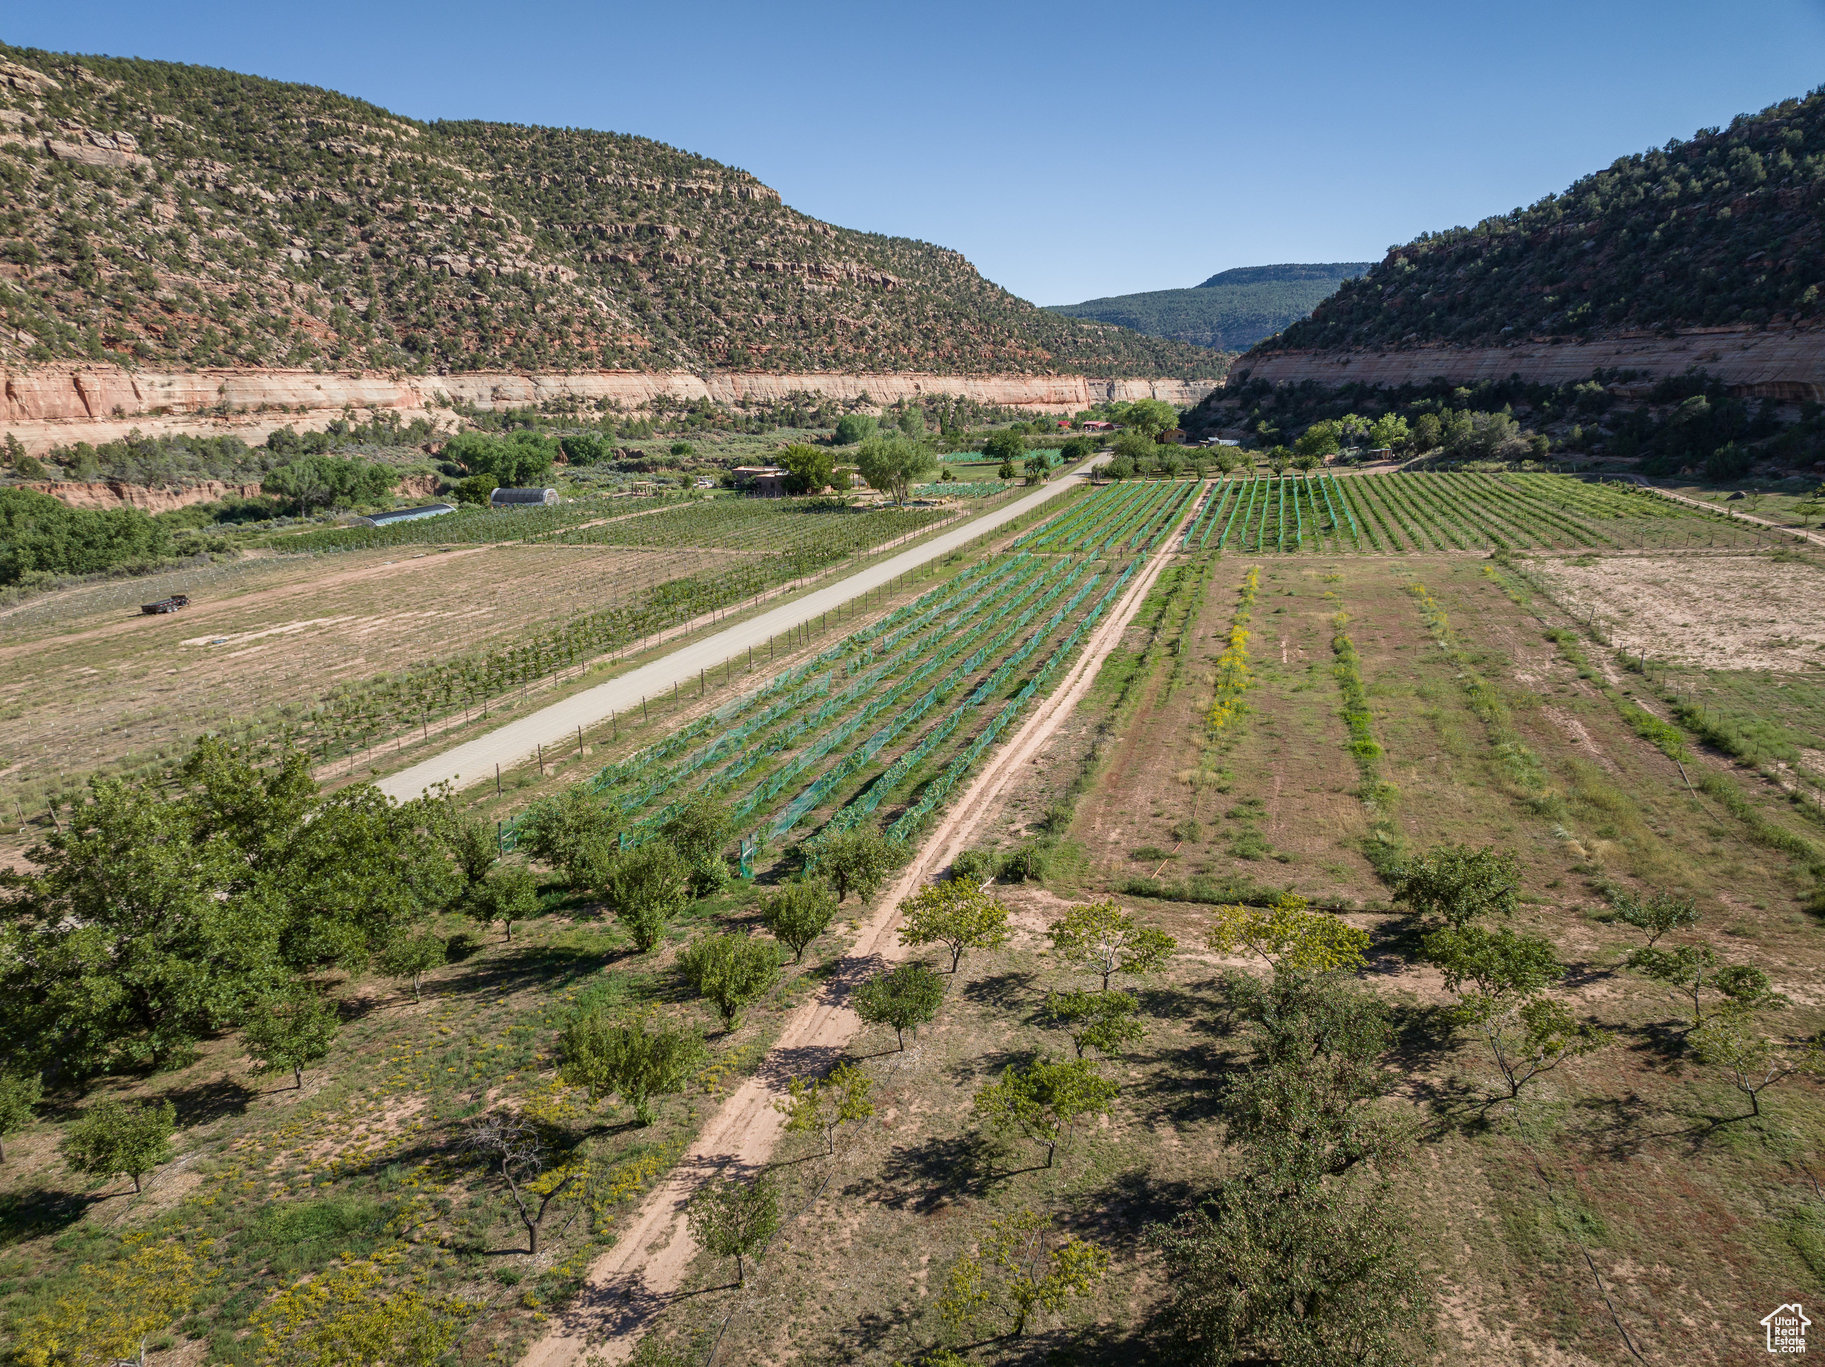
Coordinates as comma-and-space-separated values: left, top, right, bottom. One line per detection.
0, 366, 1222, 453
18, 479, 265, 512
1233, 326, 1825, 401
18, 471, 440, 511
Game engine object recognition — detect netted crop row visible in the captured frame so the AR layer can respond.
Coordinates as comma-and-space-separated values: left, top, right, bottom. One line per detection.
516, 553, 1072, 849
1017, 479, 1198, 555
1013, 481, 1149, 551
554, 498, 946, 553
657, 559, 1063, 833
879, 560, 1139, 843
528, 547, 1122, 860
1189, 473, 1769, 555
913, 481, 1002, 498
270, 493, 678, 554
497, 558, 1023, 851
762, 559, 1105, 840
609, 559, 1039, 821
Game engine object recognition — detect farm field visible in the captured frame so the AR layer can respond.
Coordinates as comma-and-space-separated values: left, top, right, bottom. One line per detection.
0, 544, 727, 820
550, 500, 945, 553
8, 470, 1825, 1367
607, 543, 1825, 1365
1168, 471, 1777, 554
0, 499, 965, 822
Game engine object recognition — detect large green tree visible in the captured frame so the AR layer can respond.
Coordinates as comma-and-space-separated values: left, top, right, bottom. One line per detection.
855, 434, 938, 504
0, 740, 460, 1077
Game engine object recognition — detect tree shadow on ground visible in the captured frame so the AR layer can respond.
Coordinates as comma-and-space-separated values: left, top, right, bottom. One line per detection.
753, 1042, 850, 1092
852, 1131, 1003, 1212
946, 1047, 1033, 1086
0, 1189, 89, 1249
161, 1074, 256, 1126
445, 941, 623, 998
1126, 1040, 1230, 1125
1064, 1167, 1199, 1255
961, 970, 1036, 1012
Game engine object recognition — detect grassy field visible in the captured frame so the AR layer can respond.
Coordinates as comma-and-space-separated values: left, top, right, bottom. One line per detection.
0, 543, 733, 822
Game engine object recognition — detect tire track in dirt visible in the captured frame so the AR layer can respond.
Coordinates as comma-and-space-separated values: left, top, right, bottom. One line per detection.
517, 501, 1185, 1367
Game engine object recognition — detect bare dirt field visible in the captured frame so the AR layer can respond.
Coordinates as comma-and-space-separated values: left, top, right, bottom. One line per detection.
0, 543, 725, 815
1524, 551, 1825, 671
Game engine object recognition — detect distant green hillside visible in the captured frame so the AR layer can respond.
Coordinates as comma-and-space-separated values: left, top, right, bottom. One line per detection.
1047, 262, 1372, 352
1265, 90, 1825, 352
0, 44, 1214, 377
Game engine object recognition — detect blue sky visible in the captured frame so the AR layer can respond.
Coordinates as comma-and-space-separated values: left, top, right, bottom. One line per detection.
6, 1, 1824, 304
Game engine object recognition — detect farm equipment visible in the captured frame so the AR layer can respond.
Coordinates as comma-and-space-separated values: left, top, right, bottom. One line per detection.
140, 594, 191, 615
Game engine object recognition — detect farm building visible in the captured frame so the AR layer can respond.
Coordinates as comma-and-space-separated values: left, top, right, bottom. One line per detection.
355, 503, 456, 527
1080, 420, 1116, 432
491, 487, 559, 507
732, 465, 788, 497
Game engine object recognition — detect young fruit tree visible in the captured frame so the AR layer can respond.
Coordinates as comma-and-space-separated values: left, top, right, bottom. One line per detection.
762, 880, 839, 963
242, 986, 341, 1090
898, 881, 1011, 974
465, 1110, 577, 1255
973, 1057, 1118, 1169
1612, 889, 1701, 946
1390, 843, 1520, 928
376, 930, 447, 1002
468, 864, 541, 941
1629, 943, 1784, 1031
686, 1172, 781, 1287
557, 1013, 706, 1126
775, 1060, 876, 1156
678, 933, 781, 1032
851, 961, 945, 1050
1050, 897, 1178, 989
1207, 893, 1366, 975
0, 1071, 42, 1164
1043, 990, 1145, 1059
440, 810, 500, 892
818, 824, 898, 903
1691, 1017, 1824, 1120
601, 840, 693, 952
1453, 993, 1609, 1100
937, 1209, 1109, 1338
517, 784, 621, 889
60, 1099, 176, 1194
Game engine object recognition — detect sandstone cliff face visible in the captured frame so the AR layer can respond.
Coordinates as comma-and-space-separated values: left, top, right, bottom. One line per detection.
17, 479, 265, 512
1234, 326, 1825, 400
16, 471, 439, 512
0, 366, 1220, 454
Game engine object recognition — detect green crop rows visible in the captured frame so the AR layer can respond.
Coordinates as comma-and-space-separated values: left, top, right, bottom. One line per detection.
1014, 479, 1200, 555
1168, 472, 1775, 555
505, 548, 1136, 858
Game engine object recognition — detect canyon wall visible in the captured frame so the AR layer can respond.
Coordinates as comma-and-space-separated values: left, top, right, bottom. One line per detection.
1, 366, 1223, 453
1233, 326, 1825, 401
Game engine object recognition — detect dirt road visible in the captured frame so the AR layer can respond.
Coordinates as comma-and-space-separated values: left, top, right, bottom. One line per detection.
516, 499, 1183, 1367
1619, 474, 1825, 549
376, 469, 1097, 801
